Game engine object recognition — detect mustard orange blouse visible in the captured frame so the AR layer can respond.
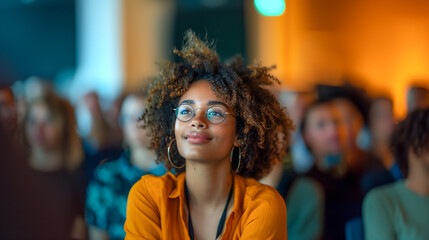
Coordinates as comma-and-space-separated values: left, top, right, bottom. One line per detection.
125, 172, 287, 240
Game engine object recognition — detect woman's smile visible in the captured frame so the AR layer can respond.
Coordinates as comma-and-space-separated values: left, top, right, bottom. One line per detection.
184, 131, 213, 144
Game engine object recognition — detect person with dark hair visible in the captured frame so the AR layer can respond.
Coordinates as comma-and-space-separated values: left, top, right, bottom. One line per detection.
360, 97, 398, 195
124, 30, 292, 239
407, 85, 429, 113
363, 107, 429, 240
302, 100, 364, 240
85, 92, 166, 240
301, 100, 344, 174
0, 85, 17, 136
317, 83, 371, 174
1, 90, 87, 239
368, 97, 395, 169
81, 92, 123, 182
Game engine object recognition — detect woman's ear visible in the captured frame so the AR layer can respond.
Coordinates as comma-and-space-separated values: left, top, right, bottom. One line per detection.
234, 138, 243, 147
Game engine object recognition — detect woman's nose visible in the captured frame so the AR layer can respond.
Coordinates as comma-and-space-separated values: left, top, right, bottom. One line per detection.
190, 109, 207, 128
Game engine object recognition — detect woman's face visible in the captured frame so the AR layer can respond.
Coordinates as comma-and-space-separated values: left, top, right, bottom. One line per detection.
122, 96, 148, 148
333, 99, 363, 150
175, 80, 237, 163
304, 103, 341, 158
369, 99, 394, 143
25, 103, 64, 151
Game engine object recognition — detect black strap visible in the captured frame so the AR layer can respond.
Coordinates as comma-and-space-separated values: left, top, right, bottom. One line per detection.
185, 182, 233, 240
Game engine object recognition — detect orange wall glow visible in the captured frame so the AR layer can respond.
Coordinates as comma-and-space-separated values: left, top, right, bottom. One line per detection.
246, 0, 429, 118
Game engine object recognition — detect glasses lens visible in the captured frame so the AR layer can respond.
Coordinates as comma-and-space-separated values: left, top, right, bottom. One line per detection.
207, 106, 226, 124
176, 104, 194, 122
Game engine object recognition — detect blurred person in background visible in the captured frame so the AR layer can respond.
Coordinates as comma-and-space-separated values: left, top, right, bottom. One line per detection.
0, 102, 27, 239
260, 93, 324, 240
81, 92, 123, 181
303, 100, 344, 175
1, 90, 87, 239
302, 100, 363, 240
25, 91, 84, 174
85, 92, 166, 240
24, 90, 87, 239
10, 77, 53, 127
0, 85, 17, 136
277, 90, 316, 174
318, 84, 372, 175
360, 97, 398, 195
363, 107, 429, 240
261, 138, 324, 240
407, 85, 429, 113
333, 97, 368, 173
83, 92, 122, 150
368, 97, 395, 169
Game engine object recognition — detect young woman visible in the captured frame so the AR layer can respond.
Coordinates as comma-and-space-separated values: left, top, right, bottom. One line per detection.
302, 100, 361, 240
124, 31, 293, 240
363, 107, 429, 240
20, 91, 86, 239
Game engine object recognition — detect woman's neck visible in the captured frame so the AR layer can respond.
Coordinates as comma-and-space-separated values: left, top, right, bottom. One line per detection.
29, 147, 64, 172
406, 164, 429, 196
185, 156, 233, 210
130, 147, 157, 171
371, 141, 394, 169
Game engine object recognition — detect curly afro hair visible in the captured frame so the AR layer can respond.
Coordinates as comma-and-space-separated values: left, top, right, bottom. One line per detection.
140, 30, 294, 179
390, 107, 429, 178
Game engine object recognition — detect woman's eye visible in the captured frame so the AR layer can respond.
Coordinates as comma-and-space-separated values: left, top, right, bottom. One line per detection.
208, 111, 224, 117
179, 109, 192, 115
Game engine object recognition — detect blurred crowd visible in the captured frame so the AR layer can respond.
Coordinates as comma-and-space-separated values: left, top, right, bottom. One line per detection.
1, 77, 428, 240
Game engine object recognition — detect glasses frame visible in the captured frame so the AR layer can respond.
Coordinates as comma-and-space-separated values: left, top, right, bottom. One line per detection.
173, 104, 235, 125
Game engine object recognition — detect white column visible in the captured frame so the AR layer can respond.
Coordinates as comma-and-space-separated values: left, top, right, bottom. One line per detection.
72, 0, 123, 104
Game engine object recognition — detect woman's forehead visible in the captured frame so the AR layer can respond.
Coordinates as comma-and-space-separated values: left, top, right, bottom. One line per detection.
179, 80, 222, 105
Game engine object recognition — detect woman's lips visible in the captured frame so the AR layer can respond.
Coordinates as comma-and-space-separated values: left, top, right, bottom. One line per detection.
185, 132, 212, 144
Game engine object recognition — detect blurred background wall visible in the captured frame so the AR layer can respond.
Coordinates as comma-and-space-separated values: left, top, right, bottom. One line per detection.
2, 0, 429, 117
247, 0, 429, 117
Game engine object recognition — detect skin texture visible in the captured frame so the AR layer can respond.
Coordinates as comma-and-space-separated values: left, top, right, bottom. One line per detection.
175, 80, 238, 165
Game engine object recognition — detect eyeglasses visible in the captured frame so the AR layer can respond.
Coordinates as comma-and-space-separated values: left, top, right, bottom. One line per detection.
174, 104, 234, 125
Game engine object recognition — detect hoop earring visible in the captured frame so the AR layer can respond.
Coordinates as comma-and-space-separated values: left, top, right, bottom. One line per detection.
230, 147, 241, 174
167, 138, 185, 169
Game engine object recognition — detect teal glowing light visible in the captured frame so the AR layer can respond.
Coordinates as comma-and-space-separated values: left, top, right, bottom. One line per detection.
254, 0, 286, 16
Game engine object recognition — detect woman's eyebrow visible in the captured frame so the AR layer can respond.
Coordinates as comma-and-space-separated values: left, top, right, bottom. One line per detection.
179, 100, 227, 108
207, 101, 228, 108
179, 100, 195, 105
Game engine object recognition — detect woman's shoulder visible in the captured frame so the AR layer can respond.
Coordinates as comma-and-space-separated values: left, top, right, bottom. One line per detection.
237, 176, 287, 236
365, 180, 404, 201
239, 176, 286, 209
135, 171, 177, 186
363, 180, 405, 213
131, 172, 180, 198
